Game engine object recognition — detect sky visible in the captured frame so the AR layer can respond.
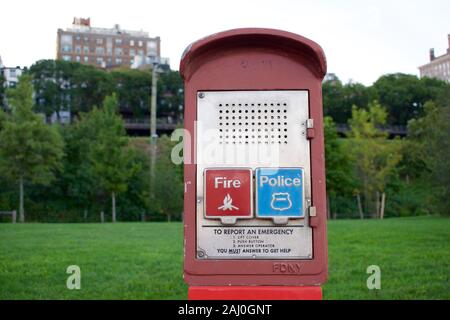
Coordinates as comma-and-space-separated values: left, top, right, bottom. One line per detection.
0, 0, 449, 85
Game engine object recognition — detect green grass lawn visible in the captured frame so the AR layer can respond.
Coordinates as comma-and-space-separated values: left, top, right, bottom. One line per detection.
0, 216, 448, 299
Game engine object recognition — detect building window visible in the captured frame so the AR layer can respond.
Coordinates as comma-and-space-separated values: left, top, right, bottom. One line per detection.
76, 56, 81, 62
84, 36, 89, 42
75, 46, 81, 54
83, 46, 89, 54
61, 34, 72, 43
115, 58, 122, 65
130, 40, 135, 46
9, 69, 16, 77
147, 40, 157, 49
138, 49, 144, 56
115, 38, 122, 45
76, 35, 81, 41
96, 38, 103, 45
96, 57, 104, 65
138, 40, 143, 47
106, 37, 113, 55
60, 35, 73, 53
147, 40, 157, 55
96, 47, 104, 55
130, 58, 134, 65
62, 55, 71, 62
130, 49, 135, 56
84, 56, 88, 62
115, 47, 123, 56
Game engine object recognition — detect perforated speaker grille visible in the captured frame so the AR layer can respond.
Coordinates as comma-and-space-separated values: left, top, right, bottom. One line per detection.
217, 102, 289, 145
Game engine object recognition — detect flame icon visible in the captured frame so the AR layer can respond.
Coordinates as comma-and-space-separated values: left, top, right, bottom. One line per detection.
218, 194, 239, 211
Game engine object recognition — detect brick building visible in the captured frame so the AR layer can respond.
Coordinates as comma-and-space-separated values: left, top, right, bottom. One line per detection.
418, 35, 450, 83
56, 18, 161, 69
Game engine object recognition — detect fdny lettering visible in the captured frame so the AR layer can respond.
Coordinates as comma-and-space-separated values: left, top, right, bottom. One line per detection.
214, 177, 241, 189
273, 262, 302, 273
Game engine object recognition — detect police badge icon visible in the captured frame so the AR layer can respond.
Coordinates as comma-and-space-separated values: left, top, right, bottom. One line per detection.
271, 193, 292, 211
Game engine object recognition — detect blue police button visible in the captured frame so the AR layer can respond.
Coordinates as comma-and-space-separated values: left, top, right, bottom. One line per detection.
255, 168, 304, 218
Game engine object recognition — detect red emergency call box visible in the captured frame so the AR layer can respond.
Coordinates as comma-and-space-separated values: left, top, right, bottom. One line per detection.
180, 28, 328, 293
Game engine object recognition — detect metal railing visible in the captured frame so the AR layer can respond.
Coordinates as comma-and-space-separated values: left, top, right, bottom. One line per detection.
0, 210, 17, 223
335, 124, 407, 136
123, 118, 182, 131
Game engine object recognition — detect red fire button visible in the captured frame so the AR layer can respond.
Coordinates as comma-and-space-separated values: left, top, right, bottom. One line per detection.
204, 168, 253, 222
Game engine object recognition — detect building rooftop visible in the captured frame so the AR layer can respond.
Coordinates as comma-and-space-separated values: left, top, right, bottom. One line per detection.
62, 17, 151, 38
419, 34, 450, 69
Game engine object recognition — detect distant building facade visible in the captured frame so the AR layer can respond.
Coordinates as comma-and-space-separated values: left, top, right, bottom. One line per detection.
57, 18, 161, 69
419, 35, 450, 83
1, 66, 24, 88
1, 64, 25, 108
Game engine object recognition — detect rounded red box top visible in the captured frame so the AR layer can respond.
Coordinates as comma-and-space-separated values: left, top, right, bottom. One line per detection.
180, 28, 327, 81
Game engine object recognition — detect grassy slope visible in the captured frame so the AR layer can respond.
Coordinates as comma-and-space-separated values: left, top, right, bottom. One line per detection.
0, 216, 448, 299
324, 216, 449, 299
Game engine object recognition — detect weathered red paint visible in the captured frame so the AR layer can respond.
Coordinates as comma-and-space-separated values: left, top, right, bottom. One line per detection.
188, 286, 322, 300
180, 28, 328, 287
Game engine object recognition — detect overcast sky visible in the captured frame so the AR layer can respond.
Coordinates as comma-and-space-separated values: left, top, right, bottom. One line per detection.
1, 0, 449, 85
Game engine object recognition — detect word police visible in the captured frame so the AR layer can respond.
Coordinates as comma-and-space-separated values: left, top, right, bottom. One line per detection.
259, 175, 301, 187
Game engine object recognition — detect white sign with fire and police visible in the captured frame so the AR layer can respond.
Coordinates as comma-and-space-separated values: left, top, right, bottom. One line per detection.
195, 90, 313, 260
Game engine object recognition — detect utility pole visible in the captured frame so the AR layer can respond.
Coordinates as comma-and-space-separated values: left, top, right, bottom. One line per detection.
150, 59, 160, 204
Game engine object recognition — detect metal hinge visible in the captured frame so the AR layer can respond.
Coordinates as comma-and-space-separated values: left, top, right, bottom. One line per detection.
309, 206, 317, 217
184, 181, 191, 193
306, 119, 314, 129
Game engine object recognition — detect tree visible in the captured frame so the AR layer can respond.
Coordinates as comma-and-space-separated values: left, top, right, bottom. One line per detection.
86, 94, 139, 222
29, 60, 80, 122
28, 59, 185, 125
407, 101, 450, 214
0, 75, 64, 222
118, 138, 151, 221
29, 59, 116, 120
68, 62, 114, 114
143, 135, 183, 222
372, 73, 448, 126
322, 75, 371, 124
157, 71, 184, 123
346, 101, 402, 218
56, 115, 101, 218
110, 68, 152, 118
323, 73, 449, 127
323, 116, 354, 219
322, 75, 346, 123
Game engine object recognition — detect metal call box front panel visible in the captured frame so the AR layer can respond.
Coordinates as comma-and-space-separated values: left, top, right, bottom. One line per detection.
196, 90, 312, 260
